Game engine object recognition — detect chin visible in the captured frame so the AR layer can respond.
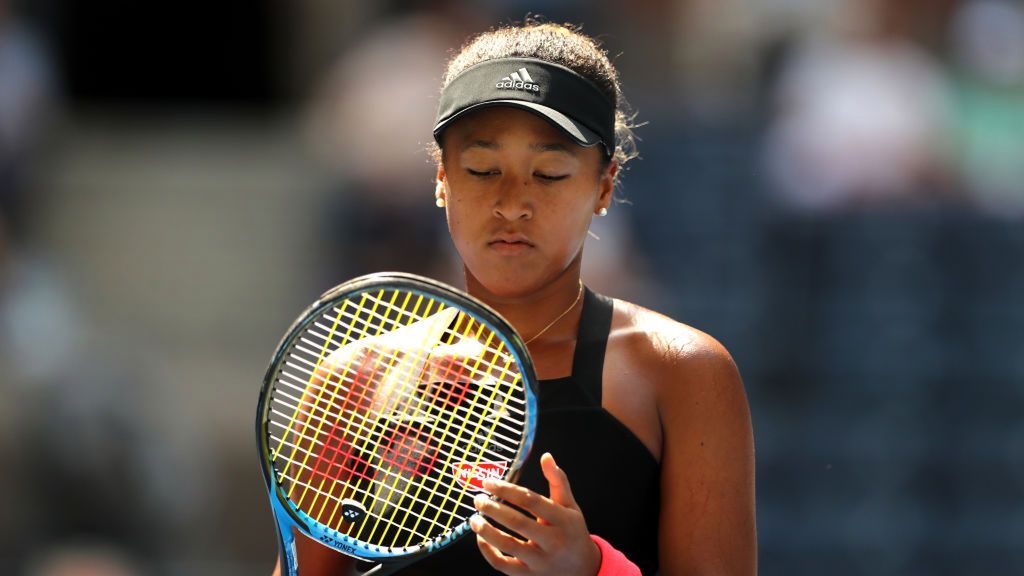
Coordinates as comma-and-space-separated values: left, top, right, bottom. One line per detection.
480, 277, 539, 299
466, 265, 546, 299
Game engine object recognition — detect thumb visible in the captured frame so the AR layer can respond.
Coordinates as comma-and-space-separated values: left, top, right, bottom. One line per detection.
541, 452, 579, 509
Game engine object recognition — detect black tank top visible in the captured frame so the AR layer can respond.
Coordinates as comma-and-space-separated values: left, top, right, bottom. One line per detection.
399, 288, 661, 575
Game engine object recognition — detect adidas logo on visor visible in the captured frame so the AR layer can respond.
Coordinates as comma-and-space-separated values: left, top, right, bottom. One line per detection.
496, 67, 540, 92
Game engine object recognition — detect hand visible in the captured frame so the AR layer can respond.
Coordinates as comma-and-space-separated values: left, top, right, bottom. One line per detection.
470, 452, 601, 576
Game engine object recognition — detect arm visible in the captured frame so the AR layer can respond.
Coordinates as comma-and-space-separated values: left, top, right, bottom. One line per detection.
657, 337, 757, 575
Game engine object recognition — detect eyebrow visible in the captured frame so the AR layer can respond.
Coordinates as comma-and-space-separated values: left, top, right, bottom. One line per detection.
530, 142, 576, 155
462, 139, 499, 151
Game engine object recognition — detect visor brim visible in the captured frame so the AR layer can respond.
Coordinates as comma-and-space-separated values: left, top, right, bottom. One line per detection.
433, 100, 605, 151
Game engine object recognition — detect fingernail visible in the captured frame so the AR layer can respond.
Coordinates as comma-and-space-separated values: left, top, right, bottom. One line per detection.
469, 514, 483, 531
482, 478, 496, 491
473, 493, 488, 508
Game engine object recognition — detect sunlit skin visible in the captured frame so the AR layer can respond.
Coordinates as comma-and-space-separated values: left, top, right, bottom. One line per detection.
436, 107, 614, 381
276, 106, 757, 575
445, 108, 756, 575
438, 107, 614, 300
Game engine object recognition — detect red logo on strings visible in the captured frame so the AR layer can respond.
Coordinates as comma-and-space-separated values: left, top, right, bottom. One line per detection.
453, 461, 508, 492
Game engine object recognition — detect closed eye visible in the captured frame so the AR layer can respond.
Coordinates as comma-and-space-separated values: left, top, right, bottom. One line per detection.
535, 173, 569, 182
467, 168, 499, 177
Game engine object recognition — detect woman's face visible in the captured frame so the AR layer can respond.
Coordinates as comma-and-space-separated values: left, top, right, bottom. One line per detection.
437, 107, 615, 298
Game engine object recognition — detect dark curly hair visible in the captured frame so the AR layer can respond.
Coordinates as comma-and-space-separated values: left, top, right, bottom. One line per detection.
434, 21, 638, 179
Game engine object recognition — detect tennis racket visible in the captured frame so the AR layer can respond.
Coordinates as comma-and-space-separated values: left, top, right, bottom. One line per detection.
256, 272, 538, 575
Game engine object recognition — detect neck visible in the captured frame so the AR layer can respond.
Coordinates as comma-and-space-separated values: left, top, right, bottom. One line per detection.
464, 265, 585, 347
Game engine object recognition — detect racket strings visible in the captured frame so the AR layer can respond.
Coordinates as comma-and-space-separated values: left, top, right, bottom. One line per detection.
281, 343, 527, 442
289, 289, 421, 527
392, 329, 518, 548
349, 312, 512, 544
273, 458, 461, 539
272, 441, 475, 542
285, 334, 527, 417
319, 294, 462, 529
268, 291, 529, 549
268, 376, 522, 496
355, 329, 478, 543
270, 421, 480, 517
274, 292, 377, 497
365, 322, 499, 545
280, 299, 524, 460
304, 290, 423, 526
272, 358, 526, 448
269, 387, 522, 472
305, 313, 525, 384
269, 429, 478, 535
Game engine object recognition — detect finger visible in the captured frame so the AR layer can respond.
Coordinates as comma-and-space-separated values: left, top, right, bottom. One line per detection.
541, 452, 579, 509
473, 493, 550, 549
468, 512, 540, 561
482, 478, 564, 525
476, 537, 529, 576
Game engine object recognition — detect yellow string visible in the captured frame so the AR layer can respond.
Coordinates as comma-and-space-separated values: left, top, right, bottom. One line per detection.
291, 291, 385, 505
353, 296, 452, 541
319, 291, 422, 529
312, 289, 413, 526
423, 337, 517, 540
278, 295, 360, 495
273, 288, 528, 549
403, 316, 499, 544
344, 295, 441, 535
315, 289, 414, 525
370, 310, 486, 545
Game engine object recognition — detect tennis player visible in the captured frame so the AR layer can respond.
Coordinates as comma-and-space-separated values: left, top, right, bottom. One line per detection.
279, 21, 756, 576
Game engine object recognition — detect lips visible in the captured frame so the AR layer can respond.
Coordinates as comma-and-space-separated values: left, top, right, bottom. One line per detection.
487, 233, 534, 254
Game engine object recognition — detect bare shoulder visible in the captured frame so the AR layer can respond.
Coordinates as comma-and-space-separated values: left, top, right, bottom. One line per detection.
602, 298, 749, 463
610, 299, 756, 575
610, 298, 742, 395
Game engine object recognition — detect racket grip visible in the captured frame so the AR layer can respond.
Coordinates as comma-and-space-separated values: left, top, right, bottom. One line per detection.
278, 528, 299, 576
590, 535, 641, 576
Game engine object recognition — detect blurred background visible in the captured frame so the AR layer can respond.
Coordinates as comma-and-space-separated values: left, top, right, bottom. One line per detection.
0, 0, 1022, 574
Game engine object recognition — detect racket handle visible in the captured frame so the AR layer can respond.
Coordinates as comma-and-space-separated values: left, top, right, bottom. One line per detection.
278, 527, 299, 576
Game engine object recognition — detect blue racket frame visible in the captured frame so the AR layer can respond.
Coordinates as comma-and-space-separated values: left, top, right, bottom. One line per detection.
256, 272, 538, 576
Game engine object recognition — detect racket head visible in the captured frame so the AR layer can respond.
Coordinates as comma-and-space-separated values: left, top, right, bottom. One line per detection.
256, 272, 538, 566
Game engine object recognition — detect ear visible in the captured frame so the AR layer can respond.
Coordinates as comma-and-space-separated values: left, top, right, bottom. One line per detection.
596, 160, 618, 213
435, 164, 447, 207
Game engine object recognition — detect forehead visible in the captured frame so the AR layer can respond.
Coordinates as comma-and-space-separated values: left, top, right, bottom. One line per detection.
442, 107, 579, 151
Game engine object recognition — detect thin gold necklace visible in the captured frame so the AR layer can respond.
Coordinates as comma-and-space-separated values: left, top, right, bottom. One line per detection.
523, 280, 584, 345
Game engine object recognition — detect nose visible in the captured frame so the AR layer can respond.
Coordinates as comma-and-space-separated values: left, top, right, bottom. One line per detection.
492, 175, 533, 221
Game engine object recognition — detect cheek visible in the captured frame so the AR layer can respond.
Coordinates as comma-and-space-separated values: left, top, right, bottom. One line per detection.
551, 193, 595, 227
443, 196, 473, 247
541, 200, 592, 256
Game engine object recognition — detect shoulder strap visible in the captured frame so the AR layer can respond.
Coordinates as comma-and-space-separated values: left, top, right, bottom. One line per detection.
570, 287, 614, 405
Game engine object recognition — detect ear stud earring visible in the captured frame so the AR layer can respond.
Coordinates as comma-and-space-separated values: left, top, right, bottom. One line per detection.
435, 183, 446, 208
597, 207, 608, 217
